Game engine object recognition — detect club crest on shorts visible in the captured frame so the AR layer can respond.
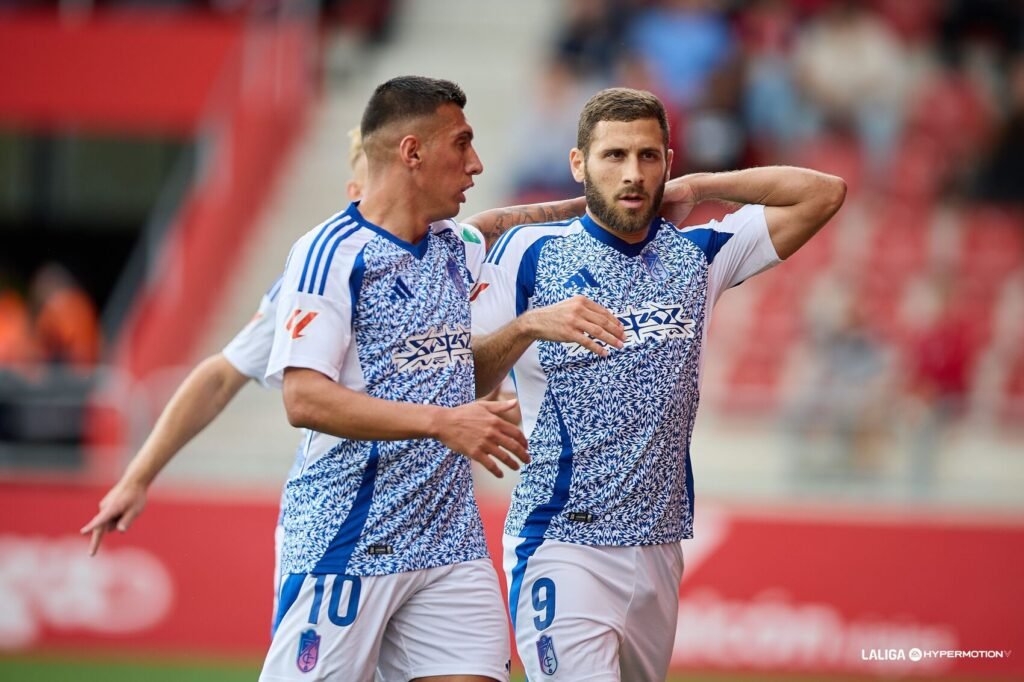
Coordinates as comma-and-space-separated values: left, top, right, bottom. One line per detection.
536, 634, 558, 675
296, 628, 320, 673
446, 258, 467, 296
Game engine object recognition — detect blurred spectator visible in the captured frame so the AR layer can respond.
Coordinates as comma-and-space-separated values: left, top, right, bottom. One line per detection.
0, 272, 34, 371
626, 0, 737, 109
737, 0, 815, 159
510, 57, 593, 201
793, 0, 909, 171
903, 280, 979, 496
973, 55, 1024, 205
555, 0, 629, 79
788, 293, 893, 485
29, 264, 102, 372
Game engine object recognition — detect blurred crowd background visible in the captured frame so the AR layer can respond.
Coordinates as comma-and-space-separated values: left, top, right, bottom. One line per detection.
1, 0, 1022, 508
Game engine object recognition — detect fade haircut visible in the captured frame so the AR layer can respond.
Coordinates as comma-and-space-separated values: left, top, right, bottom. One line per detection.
360, 76, 467, 140
347, 126, 363, 170
577, 87, 669, 156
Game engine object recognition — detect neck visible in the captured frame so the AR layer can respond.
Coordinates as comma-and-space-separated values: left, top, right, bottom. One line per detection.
585, 208, 650, 244
358, 183, 432, 244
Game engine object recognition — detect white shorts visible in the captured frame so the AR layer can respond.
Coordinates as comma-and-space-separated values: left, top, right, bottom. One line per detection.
260, 559, 510, 682
503, 535, 684, 682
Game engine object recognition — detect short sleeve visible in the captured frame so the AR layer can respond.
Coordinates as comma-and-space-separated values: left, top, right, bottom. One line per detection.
704, 204, 781, 303
471, 258, 519, 337
265, 235, 364, 388
222, 277, 281, 385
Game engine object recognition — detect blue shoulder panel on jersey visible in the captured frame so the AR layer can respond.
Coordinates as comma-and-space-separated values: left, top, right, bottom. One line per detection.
515, 234, 559, 317
507, 399, 574, 630
487, 219, 576, 266
299, 213, 351, 293
348, 244, 368, 313
679, 228, 734, 265
313, 442, 380, 574
316, 224, 363, 295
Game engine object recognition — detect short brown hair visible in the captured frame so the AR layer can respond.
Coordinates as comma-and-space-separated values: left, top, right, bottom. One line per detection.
577, 88, 669, 156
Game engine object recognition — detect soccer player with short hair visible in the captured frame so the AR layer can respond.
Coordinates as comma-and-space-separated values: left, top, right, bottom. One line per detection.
472, 87, 846, 681
258, 75, 540, 682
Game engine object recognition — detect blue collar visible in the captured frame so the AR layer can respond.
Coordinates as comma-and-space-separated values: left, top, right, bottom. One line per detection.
347, 201, 431, 260
580, 211, 662, 257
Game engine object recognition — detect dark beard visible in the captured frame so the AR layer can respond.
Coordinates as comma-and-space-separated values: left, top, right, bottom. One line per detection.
584, 167, 665, 235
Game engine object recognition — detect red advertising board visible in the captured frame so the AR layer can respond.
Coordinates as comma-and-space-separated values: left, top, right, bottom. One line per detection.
0, 480, 1020, 678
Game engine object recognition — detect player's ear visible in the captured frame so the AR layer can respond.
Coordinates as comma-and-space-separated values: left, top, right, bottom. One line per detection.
346, 180, 362, 201
570, 148, 585, 183
398, 135, 421, 169
664, 148, 674, 181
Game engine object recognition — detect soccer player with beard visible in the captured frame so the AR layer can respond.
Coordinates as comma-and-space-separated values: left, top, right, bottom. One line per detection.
471, 87, 846, 681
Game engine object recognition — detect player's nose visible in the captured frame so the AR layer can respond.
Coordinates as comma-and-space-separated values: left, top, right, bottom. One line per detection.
622, 156, 643, 184
466, 145, 483, 176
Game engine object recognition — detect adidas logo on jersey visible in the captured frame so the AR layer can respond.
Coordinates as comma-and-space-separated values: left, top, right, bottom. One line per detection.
390, 276, 414, 301
563, 267, 600, 290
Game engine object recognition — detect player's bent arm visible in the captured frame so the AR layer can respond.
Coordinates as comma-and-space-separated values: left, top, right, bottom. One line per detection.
474, 296, 625, 397
282, 368, 529, 477
463, 197, 587, 248
668, 167, 846, 260
81, 353, 250, 554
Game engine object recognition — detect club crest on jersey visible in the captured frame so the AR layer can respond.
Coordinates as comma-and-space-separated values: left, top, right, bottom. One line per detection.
536, 634, 558, 675
641, 250, 669, 281
296, 628, 320, 673
446, 258, 467, 296
392, 324, 473, 372
566, 302, 696, 356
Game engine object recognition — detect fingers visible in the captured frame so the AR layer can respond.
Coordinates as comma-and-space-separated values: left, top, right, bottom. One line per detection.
88, 525, 107, 556
580, 306, 625, 343
475, 454, 504, 479
481, 398, 518, 414
495, 433, 529, 465
118, 506, 141, 532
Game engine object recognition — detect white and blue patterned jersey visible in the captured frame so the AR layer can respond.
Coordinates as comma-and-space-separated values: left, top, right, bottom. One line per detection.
222, 275, 283, 386
472, 205, 779, 546
266, 202, 488, 576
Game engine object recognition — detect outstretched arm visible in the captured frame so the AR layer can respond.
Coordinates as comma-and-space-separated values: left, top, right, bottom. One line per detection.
663, 167, 846, 259
81, 353, 250, 555
463, 197, 587, 248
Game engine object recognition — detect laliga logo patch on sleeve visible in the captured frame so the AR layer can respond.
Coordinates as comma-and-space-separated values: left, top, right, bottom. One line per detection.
285, 309, 318, 339
536, 634, 558, 675
469, 282, 490, 302
296, 628, 320, 673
